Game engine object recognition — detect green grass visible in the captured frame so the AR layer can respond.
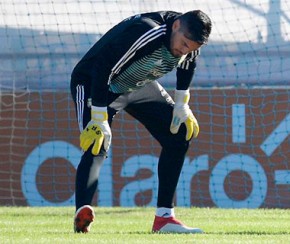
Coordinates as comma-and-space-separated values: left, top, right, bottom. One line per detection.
0, 207, 289, 243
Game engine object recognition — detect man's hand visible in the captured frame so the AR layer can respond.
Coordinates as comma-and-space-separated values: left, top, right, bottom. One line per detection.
170, 89, 199, 140
80, 106, 111, 155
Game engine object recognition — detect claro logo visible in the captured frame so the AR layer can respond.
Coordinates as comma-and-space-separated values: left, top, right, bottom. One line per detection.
21, 105, 290, 208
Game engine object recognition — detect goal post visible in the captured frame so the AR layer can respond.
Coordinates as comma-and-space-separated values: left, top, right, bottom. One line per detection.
0, 0, 289, 208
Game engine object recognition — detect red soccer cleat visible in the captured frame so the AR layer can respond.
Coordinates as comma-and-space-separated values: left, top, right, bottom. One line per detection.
152, 215, 203, 234
74, 205, 95, 233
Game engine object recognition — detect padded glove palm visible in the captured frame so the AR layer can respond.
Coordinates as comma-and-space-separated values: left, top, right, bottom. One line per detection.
80, 106, 111, 155
170, 89, 199, 140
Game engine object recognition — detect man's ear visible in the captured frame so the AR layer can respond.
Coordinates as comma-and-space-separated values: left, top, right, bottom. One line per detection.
172, 19, 181, 31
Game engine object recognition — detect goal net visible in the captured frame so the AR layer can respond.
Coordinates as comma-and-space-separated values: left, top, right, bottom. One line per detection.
0, 0, 289, 208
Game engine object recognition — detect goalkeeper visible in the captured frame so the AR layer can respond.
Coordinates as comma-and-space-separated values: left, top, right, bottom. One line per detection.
71, 10, 211, 234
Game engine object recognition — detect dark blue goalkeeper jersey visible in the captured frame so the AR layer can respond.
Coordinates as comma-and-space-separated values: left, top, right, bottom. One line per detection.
71, 11, 199, 107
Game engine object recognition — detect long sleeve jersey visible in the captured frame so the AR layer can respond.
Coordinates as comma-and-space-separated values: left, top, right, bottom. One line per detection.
71, 11, 199, 107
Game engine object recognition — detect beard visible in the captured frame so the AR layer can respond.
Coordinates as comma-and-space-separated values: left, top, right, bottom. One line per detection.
171, 48, 183, 58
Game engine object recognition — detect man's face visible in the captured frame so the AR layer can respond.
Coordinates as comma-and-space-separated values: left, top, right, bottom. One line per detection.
170, 19, 202, 57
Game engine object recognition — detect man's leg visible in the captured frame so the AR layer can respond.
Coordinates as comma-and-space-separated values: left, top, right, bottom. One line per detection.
70, 83, 98, 232
71, 82, 122, 233
124, 81, 203, 233
74, 152, 105, 233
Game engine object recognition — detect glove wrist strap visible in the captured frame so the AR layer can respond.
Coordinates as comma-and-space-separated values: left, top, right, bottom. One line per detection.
174, 89, 190, 105
91, 106, 108, 121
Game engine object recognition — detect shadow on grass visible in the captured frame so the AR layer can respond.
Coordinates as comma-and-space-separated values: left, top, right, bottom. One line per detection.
205, 231, 290, 235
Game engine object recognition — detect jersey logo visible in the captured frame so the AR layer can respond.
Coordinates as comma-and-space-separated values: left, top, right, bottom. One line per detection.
154, 59, 163, 66
136, 80, 152, 87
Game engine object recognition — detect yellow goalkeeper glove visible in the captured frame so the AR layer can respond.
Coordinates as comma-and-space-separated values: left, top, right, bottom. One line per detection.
80, 106, 111, 155
170, 89, 199, 140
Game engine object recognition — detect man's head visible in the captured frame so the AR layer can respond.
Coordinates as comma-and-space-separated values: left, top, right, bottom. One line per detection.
170, 10, 212, 57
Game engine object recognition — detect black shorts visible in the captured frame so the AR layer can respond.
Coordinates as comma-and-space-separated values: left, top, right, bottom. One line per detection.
70, 80, 188, 148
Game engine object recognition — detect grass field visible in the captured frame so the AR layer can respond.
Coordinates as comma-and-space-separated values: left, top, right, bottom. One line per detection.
0, 207, 289, 243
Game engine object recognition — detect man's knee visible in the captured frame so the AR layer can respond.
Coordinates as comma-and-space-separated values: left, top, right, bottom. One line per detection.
160, 133, 190, 153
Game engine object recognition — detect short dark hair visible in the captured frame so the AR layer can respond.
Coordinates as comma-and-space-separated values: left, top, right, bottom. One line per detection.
178, 10, 212, 44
